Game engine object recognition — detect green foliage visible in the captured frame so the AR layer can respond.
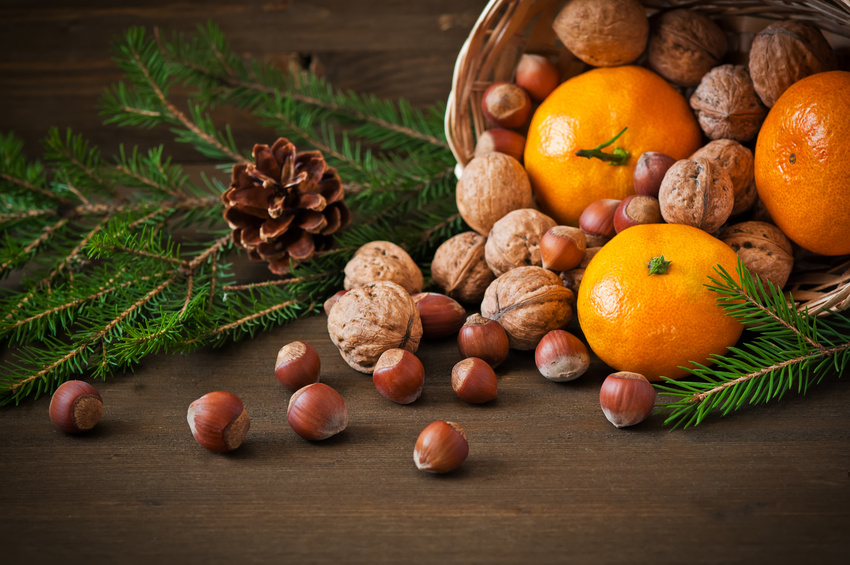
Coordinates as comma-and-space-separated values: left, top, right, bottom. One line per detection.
655, 258, 850, 428
0, 22, 464, 405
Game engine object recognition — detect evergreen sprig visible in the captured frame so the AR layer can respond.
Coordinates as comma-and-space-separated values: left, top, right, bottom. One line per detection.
655, 259, 850, 428
0, 22, 464, 405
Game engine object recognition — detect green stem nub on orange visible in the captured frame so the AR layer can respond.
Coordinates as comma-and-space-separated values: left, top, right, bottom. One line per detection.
647, 255, 671, 275
575, 127, 630, 166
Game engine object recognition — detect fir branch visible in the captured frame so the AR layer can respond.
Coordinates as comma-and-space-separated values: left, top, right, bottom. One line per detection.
156, 22, 450, 151
655, 260, 850, 428
102, 26, 250, 165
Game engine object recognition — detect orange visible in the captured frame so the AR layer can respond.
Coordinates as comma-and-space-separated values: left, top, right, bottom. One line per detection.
577, 223, 743, 381
754, 70, 850, 256
524, 65, 703, 226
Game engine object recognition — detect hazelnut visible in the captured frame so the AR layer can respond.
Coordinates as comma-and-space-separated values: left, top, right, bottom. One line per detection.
451, 357, 498, 404
691, 139, 757, 216
647, 9, 728, 87
560, 247, 601, 296
327, 281, 423, 374
613, 195, 662, 233
323, 290, 346, 315
579, 199, 620, 240
515, 53, 560, 101
413, 420, 469, 473
343, 241, 423, 295
484, 208, 557, 276
430, 231, 495, 304
553, 0, 649, 67
658, 158, 734, 233
474, 128, 526, 163
275, 341, 321, 392
749, 20, 837, 108
456, 152, 533, 236
540, 225, 586, 272
534, 330, 590, 382
481, 82, 532, 129
187, 391, 250, 452
287, 383, 348, 441
719, 221, 794, 290
412, 292, 466, 339
599, 371, 656, 428
633, 152, 676, 198
480, 266, 574, 350
457, 314, 510, 368
690, 65, 768, 143
49, 380, 103, 434
373, 349, 425, 405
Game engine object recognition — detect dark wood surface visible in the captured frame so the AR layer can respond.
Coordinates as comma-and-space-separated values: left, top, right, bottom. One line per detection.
1, 2, 849, 564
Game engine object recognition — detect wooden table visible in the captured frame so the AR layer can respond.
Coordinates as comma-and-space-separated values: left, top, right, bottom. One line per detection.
1, 2, 849, 564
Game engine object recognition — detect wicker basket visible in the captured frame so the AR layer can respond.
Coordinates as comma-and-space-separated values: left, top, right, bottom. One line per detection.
445, 0, 850, 316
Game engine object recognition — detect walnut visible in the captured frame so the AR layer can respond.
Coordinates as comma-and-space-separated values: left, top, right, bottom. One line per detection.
719, 221, 794, 290
552, 0, 649, 67
456, 152, 533, 236
560, 247, 601, 295
658, 158, 734, 233
484, 208, 557, 277
327, 281, 423, 374
749, 20, 837, 108
343, 241, 423, 295
690, 139, 756, 216
480, 266, 574, 350
690, 65, 768, 143
647, 9, 728, 87
430, 232, 495, 304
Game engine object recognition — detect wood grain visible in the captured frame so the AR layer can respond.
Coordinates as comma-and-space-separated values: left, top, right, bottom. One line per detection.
1, 1, 849, 564
1, 314, 849, 565
0, 0, 480, 161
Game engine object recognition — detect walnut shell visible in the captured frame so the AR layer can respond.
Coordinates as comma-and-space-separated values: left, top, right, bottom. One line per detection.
327, 281, 423, 374
431, 232, 495, 304
484, 208, 557, 277
343, 241, 423, 295
749, 20, 837, 108
456, 152, 533, 236
719, 221, 794, 290
690, 65, 768, 143
658, 158, 734, 233
647, 9, 728, 87
552, 0, 649, 67
690, 139, 756, 216
480, 266, 574, 350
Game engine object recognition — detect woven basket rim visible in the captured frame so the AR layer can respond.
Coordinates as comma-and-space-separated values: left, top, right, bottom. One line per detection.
444, 0, 850, 316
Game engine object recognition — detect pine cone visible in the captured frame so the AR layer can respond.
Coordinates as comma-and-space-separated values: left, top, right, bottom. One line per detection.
222, 138, 351, 275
